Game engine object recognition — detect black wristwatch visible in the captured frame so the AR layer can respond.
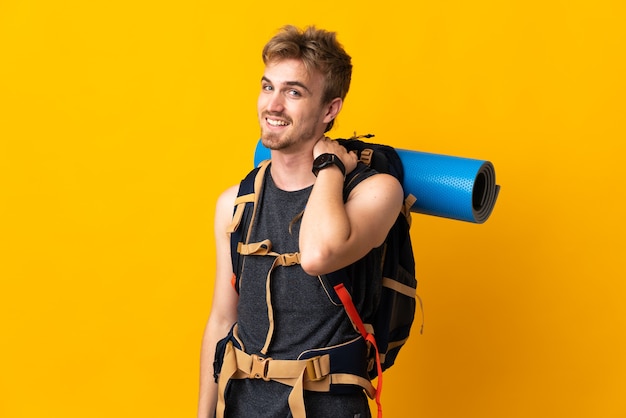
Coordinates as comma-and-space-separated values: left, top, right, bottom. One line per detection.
312, 153, 346, 177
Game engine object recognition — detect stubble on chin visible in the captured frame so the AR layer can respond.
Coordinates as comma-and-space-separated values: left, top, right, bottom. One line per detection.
260, 131, 290, 151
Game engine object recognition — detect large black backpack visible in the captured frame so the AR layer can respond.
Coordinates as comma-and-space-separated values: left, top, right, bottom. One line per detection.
228, 136, 420, 414
332, 136, 420, 378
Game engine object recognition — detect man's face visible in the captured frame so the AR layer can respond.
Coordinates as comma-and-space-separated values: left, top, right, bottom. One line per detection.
257, 59, 332, 151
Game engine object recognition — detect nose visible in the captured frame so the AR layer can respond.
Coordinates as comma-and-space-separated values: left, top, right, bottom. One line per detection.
264, 91, 285, 114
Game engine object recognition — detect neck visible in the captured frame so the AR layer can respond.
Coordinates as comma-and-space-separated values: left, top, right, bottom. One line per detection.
269, 148, 317, 192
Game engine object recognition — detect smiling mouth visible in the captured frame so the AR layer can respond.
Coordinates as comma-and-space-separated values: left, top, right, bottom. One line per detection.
266, 118, 290, 127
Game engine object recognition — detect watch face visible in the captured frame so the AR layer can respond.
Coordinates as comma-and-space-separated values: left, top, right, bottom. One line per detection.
314, 153, 333, 167
318, 154, 331, 164
313, 153, 344, 177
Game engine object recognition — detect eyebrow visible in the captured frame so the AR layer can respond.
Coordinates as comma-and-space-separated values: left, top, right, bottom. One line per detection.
261, 76, 312, 94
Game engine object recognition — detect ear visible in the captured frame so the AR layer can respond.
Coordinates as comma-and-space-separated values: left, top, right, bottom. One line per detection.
322, 97, 343, 124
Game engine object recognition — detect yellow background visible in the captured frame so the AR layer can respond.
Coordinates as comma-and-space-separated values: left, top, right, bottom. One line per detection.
1, 0, 625, 417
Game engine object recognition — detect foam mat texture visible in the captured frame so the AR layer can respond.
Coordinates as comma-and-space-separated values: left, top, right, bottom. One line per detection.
254, 140, 499, 223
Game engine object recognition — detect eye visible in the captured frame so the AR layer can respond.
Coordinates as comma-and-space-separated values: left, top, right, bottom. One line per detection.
262, 83, 273, 92
287, 89, 301, 97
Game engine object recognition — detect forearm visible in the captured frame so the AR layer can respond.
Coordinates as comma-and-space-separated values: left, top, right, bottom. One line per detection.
198, 320, 219, 418
198, 316, 233, 418
299, 165, 350, 275
300, 166, 404, 276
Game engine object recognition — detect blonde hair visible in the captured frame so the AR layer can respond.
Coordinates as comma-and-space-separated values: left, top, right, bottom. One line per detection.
262, 25, 352, 132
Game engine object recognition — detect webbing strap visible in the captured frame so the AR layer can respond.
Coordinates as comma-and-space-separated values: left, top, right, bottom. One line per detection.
232, 347, 330, 382
333, 283, 384, 418
403, 194, 417, 225
230, 158, 302, 356
227, 194, 254, 233
238, 239, 272, 256
258, 251, 301, 354
382, 277, 417, 298
246, 160, 271, 243
236, 236, 302, 355
216, 341, 237, 418
216, 343, 329, 418
262, 256, 280, 354
215, 342, 376, 418
360, 148, 374, 165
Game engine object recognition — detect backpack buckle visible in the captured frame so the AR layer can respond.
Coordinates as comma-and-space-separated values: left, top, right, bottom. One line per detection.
249, 354, 272, 381
277, 252, 301, 267
305, 356, 325, 382
360, 148, 373, 166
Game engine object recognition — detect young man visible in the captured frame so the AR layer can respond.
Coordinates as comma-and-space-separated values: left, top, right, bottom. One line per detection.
198, 26, 403, 418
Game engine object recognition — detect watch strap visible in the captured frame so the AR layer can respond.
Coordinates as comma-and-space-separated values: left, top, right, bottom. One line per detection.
312, 153, 346, 177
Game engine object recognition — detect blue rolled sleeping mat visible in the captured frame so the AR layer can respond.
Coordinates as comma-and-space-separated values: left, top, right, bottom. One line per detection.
254, 139, 500, 224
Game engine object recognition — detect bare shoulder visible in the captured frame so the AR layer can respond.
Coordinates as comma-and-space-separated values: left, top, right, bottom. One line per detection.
214, 185, 239, 230
349, 172, 403, 205
345, 172, 404, 248
216, 185, 239, 211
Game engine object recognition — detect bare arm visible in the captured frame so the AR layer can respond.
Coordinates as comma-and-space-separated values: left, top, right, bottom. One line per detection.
197, 185, 239, 418
299, 139, 404, 276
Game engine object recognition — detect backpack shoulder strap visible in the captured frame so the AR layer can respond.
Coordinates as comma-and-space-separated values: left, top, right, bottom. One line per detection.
228, 160, 271, 292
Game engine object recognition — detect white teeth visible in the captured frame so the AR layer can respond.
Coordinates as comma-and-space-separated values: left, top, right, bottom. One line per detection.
267, 118, 288, 126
